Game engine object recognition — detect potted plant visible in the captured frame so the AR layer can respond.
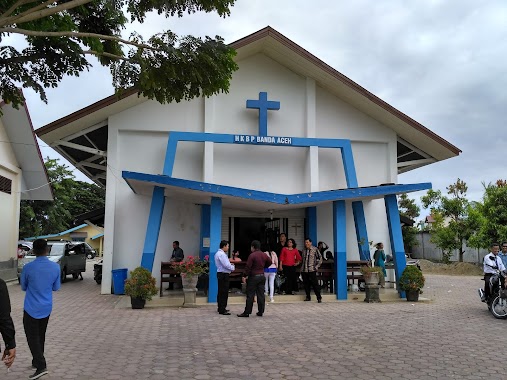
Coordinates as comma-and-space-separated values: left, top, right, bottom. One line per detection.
171, 256, 208, 290
398, 265, 425, 302
360, 266, 384, 285
124, 266, 158, 309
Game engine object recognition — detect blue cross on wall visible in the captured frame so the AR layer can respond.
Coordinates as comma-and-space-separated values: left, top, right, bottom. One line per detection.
246, 92, 280, 136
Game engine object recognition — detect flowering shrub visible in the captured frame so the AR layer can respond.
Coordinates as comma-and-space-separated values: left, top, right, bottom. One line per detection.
124, 267, 158, 301
398, 265, 425, 294
172, 256, 208, 278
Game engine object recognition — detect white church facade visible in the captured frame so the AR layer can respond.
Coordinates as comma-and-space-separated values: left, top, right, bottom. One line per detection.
36, 27, 460, 300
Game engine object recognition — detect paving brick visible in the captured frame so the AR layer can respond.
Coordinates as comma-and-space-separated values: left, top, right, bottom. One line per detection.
3, 268, 506, 379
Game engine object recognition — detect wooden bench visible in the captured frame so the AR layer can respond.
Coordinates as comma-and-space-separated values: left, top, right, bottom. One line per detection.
346, 260, 371, 286
228, 261, 247, 288
160, 261, 182, 296
316, 260, 335, 292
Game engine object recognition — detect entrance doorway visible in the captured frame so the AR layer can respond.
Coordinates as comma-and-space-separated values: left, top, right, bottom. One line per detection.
233, 218, 286, 260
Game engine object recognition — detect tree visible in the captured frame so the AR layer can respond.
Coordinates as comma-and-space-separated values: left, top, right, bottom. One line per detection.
19, 158, 105, 239
421, 178, 475, 263
468, 180, 507, 249
398, 193, 420, 252
0, 0, 238, 113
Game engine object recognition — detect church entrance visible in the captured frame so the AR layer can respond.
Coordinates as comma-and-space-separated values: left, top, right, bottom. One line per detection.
233, 218, 287, 260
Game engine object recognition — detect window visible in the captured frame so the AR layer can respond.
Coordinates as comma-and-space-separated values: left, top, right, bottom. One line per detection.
0, 175, 12, 194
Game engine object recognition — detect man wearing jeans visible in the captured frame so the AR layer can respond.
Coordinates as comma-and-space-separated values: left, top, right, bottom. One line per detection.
237, 240, 272, 317
21, 239, 60, 380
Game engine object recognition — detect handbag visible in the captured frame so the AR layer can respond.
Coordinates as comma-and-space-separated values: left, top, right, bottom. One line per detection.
275, 273, 285, 289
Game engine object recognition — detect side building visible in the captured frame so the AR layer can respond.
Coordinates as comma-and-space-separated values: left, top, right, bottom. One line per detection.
0, 101, 53, 280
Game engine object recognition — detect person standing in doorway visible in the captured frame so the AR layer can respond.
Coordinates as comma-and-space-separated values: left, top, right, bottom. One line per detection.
238, 240, 272, 317
279, 238, 301, 295
21, 239, 60, 380
215, 241, 235, 315
373, 242, 386, 288
167, 241, 184, 290
275, 233, 287, 259
0, 278, 16, 370
301, 238, 323, 303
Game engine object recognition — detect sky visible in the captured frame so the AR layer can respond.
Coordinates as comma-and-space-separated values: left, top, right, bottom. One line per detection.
12, 0, 507, 217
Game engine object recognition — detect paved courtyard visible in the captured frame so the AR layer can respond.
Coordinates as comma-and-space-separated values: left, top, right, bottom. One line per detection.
4, 263, 506, 380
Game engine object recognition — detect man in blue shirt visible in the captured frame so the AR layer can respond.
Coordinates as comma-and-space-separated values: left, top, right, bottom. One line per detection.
21, 239, 60, 380
215, 240, 235, 315
499, 242, 507, 269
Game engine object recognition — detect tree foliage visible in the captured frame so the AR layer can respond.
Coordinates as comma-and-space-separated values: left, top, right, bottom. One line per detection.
0, 0, 238, 113
19, 158, 105, 239
421, 178, 475, 263
398, 193, 420, 252
468, 180, 507, 249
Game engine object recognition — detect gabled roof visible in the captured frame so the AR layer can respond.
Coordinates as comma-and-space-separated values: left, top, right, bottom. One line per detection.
36, 26, 460, 186
1, 101, 53, 200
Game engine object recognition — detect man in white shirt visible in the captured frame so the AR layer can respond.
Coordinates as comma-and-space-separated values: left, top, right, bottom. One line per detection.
482, 242, 506, 301
215, 240, 235, 315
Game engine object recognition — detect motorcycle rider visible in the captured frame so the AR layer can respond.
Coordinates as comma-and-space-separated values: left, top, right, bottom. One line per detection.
482, 242, 506, 302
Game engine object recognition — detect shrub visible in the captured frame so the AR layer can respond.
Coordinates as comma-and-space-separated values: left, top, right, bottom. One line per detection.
398, 265, 425, 294
124, 267, 158, 301
360, 266, 385, 278
171, 256, 208, 278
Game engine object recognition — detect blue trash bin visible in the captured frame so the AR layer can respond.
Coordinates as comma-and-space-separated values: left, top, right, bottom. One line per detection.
112, 268, 128, 295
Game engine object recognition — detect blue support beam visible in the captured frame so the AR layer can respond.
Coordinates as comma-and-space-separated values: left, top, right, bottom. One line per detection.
199, 205, 210, 260
340, 140, 359, 188
140, 186, 166, 271
384, 194, 407, 298
352, 201, 371, 260
208, 197, 222, 303
333, 201, 347, 300
305, 207, 317, 243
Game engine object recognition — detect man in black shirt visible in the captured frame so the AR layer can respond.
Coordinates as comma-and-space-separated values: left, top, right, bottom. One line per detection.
0, 278, 16, 369
167, 241, 185, 290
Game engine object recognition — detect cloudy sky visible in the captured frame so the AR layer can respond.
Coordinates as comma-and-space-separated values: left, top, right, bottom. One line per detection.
17, 0, 507, 217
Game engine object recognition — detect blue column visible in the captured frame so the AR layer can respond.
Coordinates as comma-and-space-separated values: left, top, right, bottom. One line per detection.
199, 205, 210, 260
208, 197, 222, 303
305, 207, 317, 243
340, 142, 359, 188
333, 200, 347, 300
384, 194, 406, 298
140, 186, 166, 271
352, 201, 370, 260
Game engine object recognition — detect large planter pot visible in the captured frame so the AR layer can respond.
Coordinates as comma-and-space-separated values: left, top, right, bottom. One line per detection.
181, 274, 199, 290
406, 289, 420, 302
181, 274, 199, 307
130, 297, 146, 309
364, 272, 379, 285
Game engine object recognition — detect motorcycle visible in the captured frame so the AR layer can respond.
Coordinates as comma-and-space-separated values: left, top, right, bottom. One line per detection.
478, 270, 507, 319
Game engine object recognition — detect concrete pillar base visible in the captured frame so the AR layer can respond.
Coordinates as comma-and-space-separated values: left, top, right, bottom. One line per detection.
183, 289, 198, 307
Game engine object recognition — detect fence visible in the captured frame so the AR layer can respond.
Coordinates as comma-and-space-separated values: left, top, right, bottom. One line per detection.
410, 231, 489, 264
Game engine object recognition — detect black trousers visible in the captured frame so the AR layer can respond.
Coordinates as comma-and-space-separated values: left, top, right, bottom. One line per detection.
217, 272, 230, 313
302, 272, 322, 300
23, 311, 49, 370
282, 266, 296, 294
244, 275, 266, 315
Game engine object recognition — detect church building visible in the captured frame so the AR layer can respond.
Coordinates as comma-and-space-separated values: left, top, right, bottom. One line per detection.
36, 27, 460, 300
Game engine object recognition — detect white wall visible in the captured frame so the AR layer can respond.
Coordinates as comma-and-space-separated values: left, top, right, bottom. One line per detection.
0, 118, 21, 268
102, 52, 401, 291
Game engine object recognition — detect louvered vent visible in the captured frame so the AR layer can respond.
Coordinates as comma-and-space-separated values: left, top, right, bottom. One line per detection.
0, 175, 12, 194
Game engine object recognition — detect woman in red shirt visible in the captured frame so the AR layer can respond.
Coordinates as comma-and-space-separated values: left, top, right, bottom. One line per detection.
279, 238, 302, 295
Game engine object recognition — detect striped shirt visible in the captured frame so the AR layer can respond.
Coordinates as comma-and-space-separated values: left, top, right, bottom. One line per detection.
301, 246, 322, 273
